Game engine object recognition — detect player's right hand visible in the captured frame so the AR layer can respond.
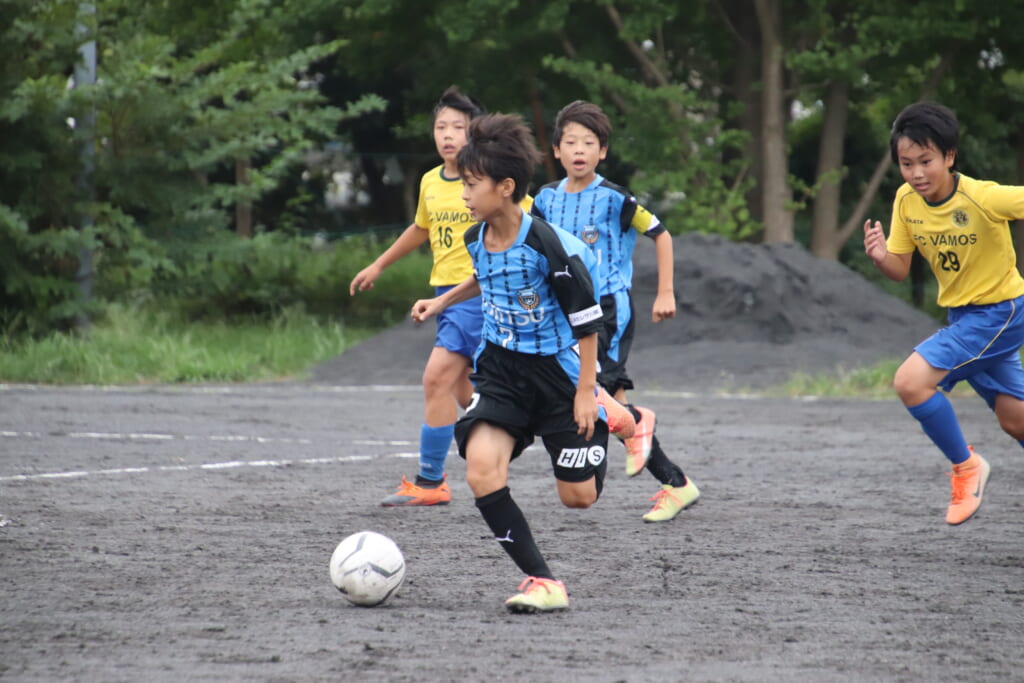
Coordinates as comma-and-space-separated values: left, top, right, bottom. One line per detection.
349, 263, 382, 296
863, 219, 888, 265
410, 298, 440, 323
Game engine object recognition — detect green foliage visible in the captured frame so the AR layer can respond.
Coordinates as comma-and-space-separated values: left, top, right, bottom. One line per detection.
778, 362, 902, 399
0, 202, 94, 336
0, 302, 368, 384
152, 232, 432, 327
0, 0, 385, 338
543, 56, 757, 239
778, 359, 978, 399
5, 0, 1024, 349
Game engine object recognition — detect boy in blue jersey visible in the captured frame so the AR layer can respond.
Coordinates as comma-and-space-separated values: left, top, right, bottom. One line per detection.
350, 87, 485, 507
865, 101, 1024, 525
532, 100, 700, 522
411, 113, 608, 613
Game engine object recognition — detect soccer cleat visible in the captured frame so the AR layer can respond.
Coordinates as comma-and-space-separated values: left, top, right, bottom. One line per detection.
945, 447, 990, 525
642, 480, 701, 522
596, 388, 635, 439
380, 475, 451, 507
622, 406, 656, 477
504, 576, 569, 613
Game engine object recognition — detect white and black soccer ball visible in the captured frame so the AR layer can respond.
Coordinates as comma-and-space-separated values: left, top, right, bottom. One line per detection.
329, 531, 406, 606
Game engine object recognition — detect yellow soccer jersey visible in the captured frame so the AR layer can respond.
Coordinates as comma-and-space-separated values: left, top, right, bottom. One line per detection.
415, 164, 533, 286
887, 174, 1024, 308
415, 165, 476, 286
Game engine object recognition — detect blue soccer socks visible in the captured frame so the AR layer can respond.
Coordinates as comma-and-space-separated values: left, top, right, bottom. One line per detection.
907, 392, 971, 465
418, 423, 455, 482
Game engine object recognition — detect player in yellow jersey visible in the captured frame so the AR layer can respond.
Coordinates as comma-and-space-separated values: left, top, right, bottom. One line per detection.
350, 86, 486, 506
864, 101, 1024, 525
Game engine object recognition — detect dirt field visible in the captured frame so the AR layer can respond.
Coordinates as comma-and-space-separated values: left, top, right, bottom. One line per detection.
3, 237, 1021, 681
2, 382, 1022, 682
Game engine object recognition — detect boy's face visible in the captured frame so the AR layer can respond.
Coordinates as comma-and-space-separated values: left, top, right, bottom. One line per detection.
461, 171, 513, 223
554, 121, 607, 183
896, 136, 956, 203
433, 107, 471, 165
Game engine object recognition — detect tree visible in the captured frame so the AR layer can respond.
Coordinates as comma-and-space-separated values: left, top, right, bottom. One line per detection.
0, 0, 384, 335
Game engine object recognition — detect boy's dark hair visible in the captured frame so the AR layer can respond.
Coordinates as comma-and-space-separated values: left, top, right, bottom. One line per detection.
889, 101, 959, 169
553, 100, 612, 147
457, 113, 543, 203
432, 85, 485, 123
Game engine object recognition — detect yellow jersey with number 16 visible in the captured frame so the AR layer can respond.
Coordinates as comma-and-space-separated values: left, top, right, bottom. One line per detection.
415, 164, 533, 286
415, 165, 475, 286
886, 173, 1024, 308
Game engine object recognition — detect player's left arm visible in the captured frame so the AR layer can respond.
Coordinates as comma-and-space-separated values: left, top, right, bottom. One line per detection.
631, 202, 675, 322
650, 230, 676, 322
573, 332, 599, 439
533, 227, 604, 338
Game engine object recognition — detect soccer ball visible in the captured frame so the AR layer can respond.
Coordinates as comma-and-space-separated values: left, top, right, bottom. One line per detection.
329, 531, 406, 606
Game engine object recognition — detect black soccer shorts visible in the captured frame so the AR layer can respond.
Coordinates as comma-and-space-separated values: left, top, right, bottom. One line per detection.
454, 342, 609, 485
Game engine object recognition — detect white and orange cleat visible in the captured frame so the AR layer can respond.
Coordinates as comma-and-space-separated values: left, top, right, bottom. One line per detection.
945, 447, 990, 525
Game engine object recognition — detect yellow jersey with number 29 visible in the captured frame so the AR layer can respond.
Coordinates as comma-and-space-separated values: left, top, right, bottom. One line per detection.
887, 173, 1024, 308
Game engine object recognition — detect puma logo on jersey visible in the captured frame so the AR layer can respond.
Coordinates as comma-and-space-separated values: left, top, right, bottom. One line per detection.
553, 266, 572, 279
556, 445, 606, 468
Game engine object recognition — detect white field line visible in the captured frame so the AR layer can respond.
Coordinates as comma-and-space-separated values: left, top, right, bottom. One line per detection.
0, 438, 546, 485
0, 452, 427, 483
1, 454, 370, 482
0, 429, 421, 483
0, 431, 415, 446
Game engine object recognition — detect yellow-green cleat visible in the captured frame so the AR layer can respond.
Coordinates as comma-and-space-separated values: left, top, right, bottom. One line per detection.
504, 577, 569, 613
642, 480, 700, 522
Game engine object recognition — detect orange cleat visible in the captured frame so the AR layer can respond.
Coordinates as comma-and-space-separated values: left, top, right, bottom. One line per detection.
380, 475, 451, 507
623, 406, 656, 477
596, 388, 635, 439
945, 447, 990, 525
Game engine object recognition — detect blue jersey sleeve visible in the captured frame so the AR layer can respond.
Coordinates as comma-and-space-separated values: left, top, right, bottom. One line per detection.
531, 183, 559, 222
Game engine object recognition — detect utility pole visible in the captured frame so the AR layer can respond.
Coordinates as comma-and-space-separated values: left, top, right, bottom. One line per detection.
73, 2, 96, 335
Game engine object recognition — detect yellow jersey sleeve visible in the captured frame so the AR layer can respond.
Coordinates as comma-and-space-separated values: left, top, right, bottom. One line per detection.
887, 174, 1024, 307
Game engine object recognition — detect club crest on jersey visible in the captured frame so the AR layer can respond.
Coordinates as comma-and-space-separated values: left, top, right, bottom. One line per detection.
581, 226, 599, 244
517, 288, 540, 310
952, 210, 969, 229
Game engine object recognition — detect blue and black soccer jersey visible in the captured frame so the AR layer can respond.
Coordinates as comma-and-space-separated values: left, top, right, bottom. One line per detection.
464, 213, 603, 355
531, 174, 665, 297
